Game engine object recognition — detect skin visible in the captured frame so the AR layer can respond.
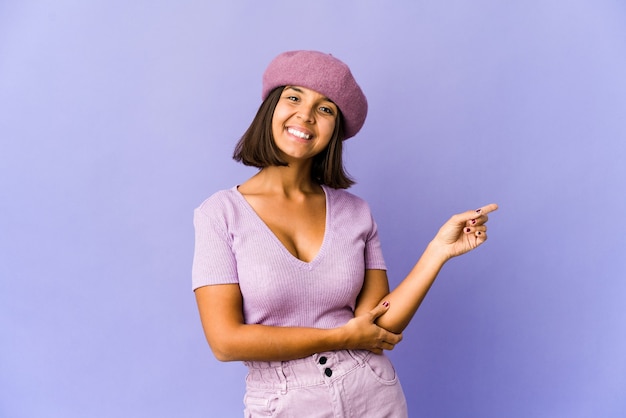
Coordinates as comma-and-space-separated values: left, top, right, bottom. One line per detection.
195, 85, 498, 362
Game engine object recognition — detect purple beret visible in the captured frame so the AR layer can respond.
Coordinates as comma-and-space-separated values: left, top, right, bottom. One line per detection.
262, 50, 368, 140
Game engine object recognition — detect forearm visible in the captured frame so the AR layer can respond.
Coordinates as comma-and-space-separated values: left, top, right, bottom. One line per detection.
197, 283, 400, 363
375, 242, 449, 334
372, 204, 498, 333
209, 323, 346, 362
196, 285, 348, 362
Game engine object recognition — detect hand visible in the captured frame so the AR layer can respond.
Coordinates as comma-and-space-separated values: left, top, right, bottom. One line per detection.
431, 203, 499, 260
342, 302, 402, 354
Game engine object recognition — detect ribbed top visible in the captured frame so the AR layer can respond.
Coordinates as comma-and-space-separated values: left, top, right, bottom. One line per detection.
191, 185, 386, 329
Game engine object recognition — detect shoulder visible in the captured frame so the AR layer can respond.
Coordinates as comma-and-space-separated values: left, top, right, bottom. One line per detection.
325, 185, 370, 208
194, 186, 245, 220
324, 186, 374, 219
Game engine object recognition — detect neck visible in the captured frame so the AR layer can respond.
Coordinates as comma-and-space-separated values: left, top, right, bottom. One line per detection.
245, 164, 321, 197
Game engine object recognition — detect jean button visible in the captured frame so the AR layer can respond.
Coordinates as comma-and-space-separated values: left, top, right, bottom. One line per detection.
324, 367, 333, 377
319, 356, 327, 365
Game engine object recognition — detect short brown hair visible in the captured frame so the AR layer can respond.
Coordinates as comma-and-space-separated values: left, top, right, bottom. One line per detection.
233, 87, 355, 189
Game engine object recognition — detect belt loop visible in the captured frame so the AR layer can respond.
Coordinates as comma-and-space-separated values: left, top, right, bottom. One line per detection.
349, 349, 369, 365
278, 361, 288, 395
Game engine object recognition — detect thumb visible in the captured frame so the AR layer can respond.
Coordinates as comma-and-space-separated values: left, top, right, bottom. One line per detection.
369, 301, 390, 321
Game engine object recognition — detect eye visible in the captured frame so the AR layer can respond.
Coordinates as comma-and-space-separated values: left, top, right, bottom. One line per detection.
285, 95, 299, 102
319, 105, 335, 115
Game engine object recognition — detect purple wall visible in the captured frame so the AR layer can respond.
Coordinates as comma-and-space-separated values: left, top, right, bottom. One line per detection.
1, 1, 625, 417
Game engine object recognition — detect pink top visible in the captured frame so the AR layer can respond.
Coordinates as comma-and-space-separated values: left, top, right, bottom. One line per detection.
191, 185, 386, 329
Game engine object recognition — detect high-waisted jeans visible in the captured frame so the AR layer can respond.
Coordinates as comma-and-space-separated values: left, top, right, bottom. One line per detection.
243, 350, 408, 417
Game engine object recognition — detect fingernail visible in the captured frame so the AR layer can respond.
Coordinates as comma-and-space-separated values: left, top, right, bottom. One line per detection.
475, 208, 482, 214
382, 301, 389, 307
465, 228, 471, 233
477, 231, 482, 236
471, 219, 477, 225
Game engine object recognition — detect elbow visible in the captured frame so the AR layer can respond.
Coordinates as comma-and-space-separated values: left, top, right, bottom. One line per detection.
207, 339, 240, 362
211, 347, 236, 362
212, 352, 232, 362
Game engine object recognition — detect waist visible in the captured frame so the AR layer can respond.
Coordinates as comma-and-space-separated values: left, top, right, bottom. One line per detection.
244, 350, 372, 390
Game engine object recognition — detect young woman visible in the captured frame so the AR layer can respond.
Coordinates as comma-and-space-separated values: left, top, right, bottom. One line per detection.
192, 50, 498, 417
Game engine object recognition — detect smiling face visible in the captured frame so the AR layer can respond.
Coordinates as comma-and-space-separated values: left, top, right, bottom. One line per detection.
271, 86, 338, 163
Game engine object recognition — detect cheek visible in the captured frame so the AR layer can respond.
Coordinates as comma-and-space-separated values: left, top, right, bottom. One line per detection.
271, 112, 284, 136
271, 104, 291, 128
320, 118, 336, 140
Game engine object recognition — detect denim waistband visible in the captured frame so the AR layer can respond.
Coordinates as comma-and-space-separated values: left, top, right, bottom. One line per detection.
244, 350, 372, 391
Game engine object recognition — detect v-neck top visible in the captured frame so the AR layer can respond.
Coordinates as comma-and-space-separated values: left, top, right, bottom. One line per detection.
191, 185, 387, 329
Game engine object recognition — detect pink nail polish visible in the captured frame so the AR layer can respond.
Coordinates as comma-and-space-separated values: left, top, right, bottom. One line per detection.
475, 208, 482, 214
465, 228, 471, 233
382, 301, 389, 307
471, 219, 477, 225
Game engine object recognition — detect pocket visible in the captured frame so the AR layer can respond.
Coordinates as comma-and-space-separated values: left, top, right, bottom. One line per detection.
243, 390, 279, 417
362, 353, 398, 385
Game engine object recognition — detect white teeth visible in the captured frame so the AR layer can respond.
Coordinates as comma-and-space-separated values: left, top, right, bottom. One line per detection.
288, 128, 311, 139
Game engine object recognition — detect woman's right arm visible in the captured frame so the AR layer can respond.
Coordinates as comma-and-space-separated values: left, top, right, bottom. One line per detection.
195, 283, 402, 362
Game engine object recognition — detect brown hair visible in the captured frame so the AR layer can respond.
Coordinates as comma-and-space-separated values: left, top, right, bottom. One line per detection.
233, 87, 355, 189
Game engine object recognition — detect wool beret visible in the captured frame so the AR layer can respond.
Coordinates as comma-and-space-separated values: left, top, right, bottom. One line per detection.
262, 50, 368, 140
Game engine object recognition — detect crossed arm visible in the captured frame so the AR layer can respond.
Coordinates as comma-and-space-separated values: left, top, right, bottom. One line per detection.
195, 204, 498, 362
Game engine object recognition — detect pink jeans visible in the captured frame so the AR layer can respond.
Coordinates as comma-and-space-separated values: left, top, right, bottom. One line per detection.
243, 350, 408, 417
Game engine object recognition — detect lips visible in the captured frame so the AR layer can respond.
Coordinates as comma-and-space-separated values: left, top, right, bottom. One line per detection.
287, 127, 312, 140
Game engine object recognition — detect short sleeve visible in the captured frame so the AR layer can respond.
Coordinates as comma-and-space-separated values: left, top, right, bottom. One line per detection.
191, 206, 239, 291
364, 213, 387, 271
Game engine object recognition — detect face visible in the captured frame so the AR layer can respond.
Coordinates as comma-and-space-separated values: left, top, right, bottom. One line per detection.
271, 86, 338, 163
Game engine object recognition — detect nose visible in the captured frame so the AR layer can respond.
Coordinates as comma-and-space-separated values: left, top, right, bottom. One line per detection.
297, 106, 315, 123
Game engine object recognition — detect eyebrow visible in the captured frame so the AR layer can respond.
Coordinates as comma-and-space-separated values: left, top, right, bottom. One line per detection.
285, 86, 334, 104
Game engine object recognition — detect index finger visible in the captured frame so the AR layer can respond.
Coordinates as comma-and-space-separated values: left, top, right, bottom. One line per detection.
475, 203, 499, 216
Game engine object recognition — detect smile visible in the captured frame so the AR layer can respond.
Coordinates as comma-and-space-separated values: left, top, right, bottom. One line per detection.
287, 127, 312, 140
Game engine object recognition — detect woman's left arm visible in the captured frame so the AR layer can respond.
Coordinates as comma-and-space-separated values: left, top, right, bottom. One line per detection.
355, 203, 498, 334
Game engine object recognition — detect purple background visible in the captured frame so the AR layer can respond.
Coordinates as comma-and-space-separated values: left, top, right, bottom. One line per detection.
2, 1, 625, 417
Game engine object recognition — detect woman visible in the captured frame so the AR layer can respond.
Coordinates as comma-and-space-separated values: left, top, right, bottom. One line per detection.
192, 50, 497, 417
